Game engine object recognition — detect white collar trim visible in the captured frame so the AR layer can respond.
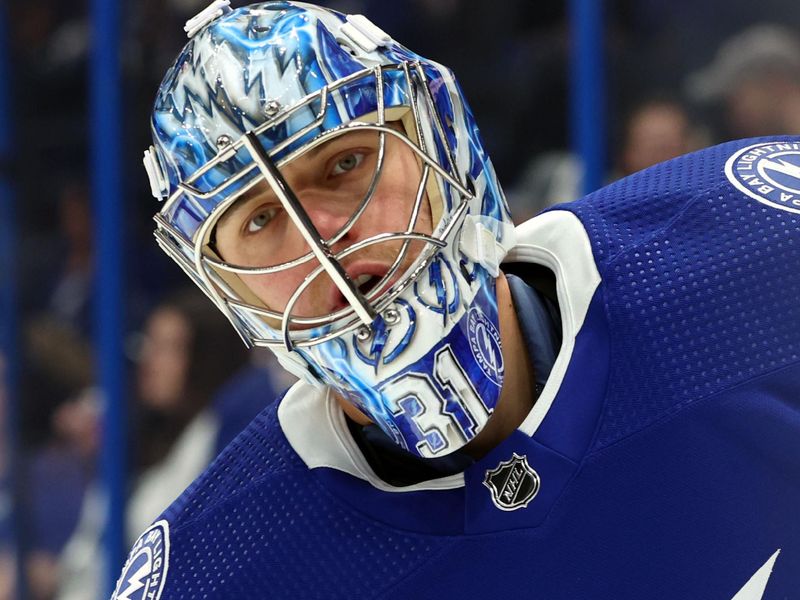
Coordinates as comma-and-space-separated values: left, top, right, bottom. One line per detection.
505, 210, 602, 436
278, 383, 465, 492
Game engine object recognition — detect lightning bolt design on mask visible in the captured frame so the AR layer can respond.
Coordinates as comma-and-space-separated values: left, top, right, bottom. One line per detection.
352, 300, 416, 369
430, 259, 448, 326
368, 316, 391, 374
414, 255, 460, 324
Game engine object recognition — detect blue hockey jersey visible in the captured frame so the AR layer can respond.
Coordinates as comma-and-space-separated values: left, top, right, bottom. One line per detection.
113, 137, 800, 599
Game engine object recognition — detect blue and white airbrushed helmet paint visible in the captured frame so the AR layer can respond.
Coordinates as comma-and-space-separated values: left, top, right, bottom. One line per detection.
145, 1, 516, 458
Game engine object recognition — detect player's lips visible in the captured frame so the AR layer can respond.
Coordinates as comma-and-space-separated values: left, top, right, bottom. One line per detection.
329, 262, 394, 313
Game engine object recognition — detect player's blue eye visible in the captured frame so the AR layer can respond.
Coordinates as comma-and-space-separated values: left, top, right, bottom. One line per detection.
331, 152, 364, 176
247, 207, 277, 233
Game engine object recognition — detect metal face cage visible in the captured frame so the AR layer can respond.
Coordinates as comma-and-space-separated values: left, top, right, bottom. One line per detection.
153, 62, 474, 352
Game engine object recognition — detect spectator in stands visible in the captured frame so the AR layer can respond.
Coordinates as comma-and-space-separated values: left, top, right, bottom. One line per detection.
23, 389, 98, 600
55, 289, 283, 600
688, 24, 800, 140
126, 289, 263, 532
616, 96, 703, 178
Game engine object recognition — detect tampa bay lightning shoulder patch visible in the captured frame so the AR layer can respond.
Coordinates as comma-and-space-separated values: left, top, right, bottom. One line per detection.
112, 520, 170, 600
725, 141, 800, 214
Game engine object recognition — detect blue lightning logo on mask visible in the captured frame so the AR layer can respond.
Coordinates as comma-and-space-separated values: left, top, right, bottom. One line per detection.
368, 317, 390, 373
430, 259, 448, 325
415, 256, 460, 322
467, 306, 503, 387
353, 300, 416, 370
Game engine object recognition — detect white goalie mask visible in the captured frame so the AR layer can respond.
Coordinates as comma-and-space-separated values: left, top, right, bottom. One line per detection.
145, 1, 516, 458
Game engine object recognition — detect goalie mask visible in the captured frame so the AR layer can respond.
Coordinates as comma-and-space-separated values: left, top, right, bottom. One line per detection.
146, 1, 515, 459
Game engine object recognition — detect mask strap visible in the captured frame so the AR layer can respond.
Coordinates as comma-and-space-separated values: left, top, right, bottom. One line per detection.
459, 215, 517, 277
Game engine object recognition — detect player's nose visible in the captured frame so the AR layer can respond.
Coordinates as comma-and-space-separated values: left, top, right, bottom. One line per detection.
304, 198, 363, 247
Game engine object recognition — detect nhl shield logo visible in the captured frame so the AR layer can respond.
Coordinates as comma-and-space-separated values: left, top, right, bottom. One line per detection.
483, 453, 540, 511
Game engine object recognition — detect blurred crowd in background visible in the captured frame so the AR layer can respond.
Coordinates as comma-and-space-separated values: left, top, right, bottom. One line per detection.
3, 0, 800, 597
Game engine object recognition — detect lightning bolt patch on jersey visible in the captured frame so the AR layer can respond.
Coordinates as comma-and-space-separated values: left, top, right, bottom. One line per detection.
113, 520, 170, 600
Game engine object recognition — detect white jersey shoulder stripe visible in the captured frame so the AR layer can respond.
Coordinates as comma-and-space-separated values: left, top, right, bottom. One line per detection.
731, 549, 781, 600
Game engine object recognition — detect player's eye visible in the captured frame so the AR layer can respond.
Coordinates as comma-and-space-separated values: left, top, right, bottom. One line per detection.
330, 152, 365, 176
246, 207, 278, 234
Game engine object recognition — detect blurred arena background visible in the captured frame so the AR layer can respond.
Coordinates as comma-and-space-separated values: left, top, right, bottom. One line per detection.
2, 0, 800, 598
